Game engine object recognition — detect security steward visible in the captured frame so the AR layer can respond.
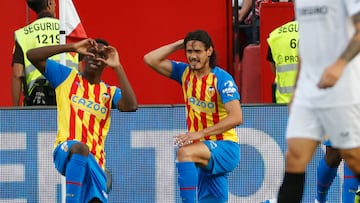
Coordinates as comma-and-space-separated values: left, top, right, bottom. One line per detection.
267, 20, 299, 104
12, 0, 79, 106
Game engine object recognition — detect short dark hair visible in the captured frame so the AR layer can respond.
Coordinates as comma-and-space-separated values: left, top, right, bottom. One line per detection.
95, 38, 109, 46
27, 0, 48, 13
79, 38, 110, 61
184, 30, 217, 68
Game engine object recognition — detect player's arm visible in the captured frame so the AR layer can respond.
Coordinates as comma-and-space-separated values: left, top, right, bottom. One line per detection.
339, 11, 360, 64
97, 45, 138, 112
12, 41, 24, 106
143, 40, 184, 78
11, 63, 23, 106
289, 56, 301, 109
318, 11, 360, 88
198, 76, 243, 138
27, 39, 96, 73
238, 0, 252, 23
177, 100, 243, 145
181, 100, 243, 142
267, 46, 276, 74
11, 40, 27, 106
201, 100, 243, 137
114, 64, 138, 112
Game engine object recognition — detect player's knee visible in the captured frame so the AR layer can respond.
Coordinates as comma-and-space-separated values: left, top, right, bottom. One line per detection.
341, 149, 360, 173
344, 158, 360, 174
70, 142, 90, 157
285, 151, 308, 172
176, 146, 193, 162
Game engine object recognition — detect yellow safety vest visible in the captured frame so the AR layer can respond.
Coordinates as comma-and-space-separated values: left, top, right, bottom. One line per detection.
267, 21, 299, 104
14, 17, 79, 95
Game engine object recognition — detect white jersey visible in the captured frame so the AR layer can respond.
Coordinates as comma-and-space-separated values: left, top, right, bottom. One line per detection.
294, 0, 360, 108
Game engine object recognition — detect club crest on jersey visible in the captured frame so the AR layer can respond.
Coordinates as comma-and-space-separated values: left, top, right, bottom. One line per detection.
102, 93, 110, 104
208, 86, 216, 97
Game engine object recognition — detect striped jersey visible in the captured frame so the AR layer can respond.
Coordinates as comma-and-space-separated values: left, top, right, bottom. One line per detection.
44, 59, 122, 169
170, 61, 240, 142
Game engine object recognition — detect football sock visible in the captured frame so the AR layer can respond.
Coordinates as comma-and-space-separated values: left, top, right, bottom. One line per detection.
176, 162, 198, 203
355, 175, 360, 203
316, 157, 338, 203
277, 172, 305, 203
342, 162, 358, 203
198, 195, 226, 203
66, 154, 88, 203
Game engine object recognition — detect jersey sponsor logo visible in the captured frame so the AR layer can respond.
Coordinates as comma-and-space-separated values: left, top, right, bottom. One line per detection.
298, 6, 328, 16
222, 81, 237, 97
71, 95, 108, 118
340, 131, 349, 138
188, 96, 215, 113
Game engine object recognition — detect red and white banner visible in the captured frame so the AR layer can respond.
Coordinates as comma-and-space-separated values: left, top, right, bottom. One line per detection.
59, 0, 87, 43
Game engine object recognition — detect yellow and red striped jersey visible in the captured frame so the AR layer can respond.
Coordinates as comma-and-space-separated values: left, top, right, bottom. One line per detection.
44, 59, 121, 169
171, 61, 240, 143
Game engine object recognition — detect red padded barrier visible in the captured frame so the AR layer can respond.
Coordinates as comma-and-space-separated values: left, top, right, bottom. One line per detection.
240, 44, 261, 103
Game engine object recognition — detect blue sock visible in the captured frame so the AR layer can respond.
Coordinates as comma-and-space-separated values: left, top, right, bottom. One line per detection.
176, 162, 198, 203
199, 195, 226, 203
343, 162, 359, 203
66, 154, 87, 203
316, 158, 338, 203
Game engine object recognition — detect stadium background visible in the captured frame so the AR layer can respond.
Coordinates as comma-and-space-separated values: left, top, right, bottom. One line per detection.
0, 106, 344, 202
0, 0, 294, 106
0, 1, 339, 203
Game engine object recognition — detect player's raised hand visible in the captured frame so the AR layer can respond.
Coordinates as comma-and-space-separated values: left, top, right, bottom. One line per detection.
74, 38, 97, 58
96, 46, 121, 69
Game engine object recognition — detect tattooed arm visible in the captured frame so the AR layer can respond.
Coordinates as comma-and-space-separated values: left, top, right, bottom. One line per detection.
318, 12, 360, 88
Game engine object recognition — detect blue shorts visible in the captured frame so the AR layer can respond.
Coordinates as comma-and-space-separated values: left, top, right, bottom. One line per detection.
53, 140, 108, 203
323, 139, 332, 147
198, 140, 240, 201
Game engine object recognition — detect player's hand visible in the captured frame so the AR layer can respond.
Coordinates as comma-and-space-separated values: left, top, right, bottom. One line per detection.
74, 38, 97, 58
96, 46, 121, 69
174, 131, 204, 147
317, 60, 346, 89
174, 133, 193, 147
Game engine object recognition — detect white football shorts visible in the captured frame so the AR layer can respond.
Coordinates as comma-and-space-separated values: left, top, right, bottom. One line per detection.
286, 103, 360, 149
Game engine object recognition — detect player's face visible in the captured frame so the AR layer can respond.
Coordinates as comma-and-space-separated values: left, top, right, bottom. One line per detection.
84, 43, 107, 74
185, 40, 212, 71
